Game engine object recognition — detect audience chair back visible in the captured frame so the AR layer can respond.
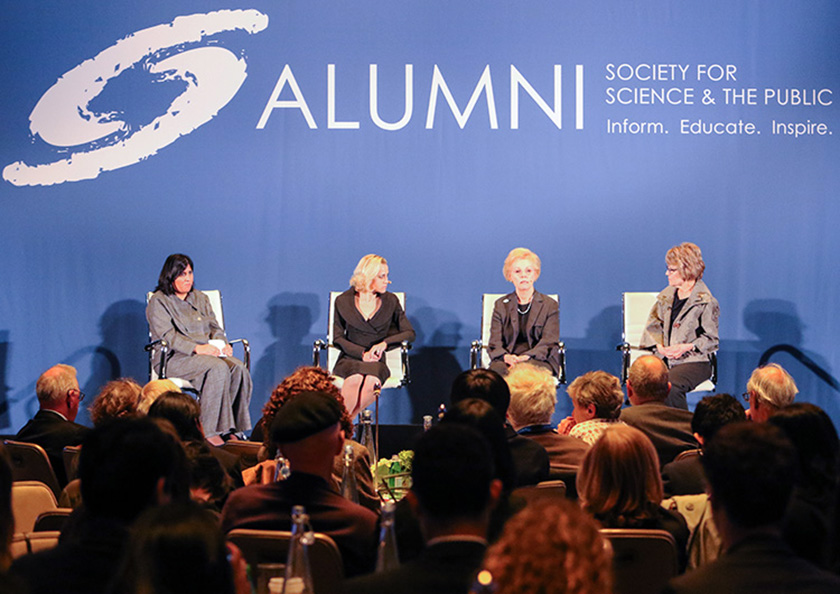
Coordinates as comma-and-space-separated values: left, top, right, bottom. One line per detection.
32, 508, 73, 532
673, 448, 702, 463
11, 481, 58, 534
145, 289, 250, 382
619, 292, 716, 390
27, 530, 62, 554
471, 293, 566, 383
227, 528, 344, 594
313, 291, 411, 390
10, 533, 29, 560
511, 479, 567, 505
220, 440, 262, 469
63, 445, 81, 482
4, 440, 62, 497
601, 528, 679, 594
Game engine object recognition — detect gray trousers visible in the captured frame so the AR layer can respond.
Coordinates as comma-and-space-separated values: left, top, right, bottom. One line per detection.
166, 353, 252, 436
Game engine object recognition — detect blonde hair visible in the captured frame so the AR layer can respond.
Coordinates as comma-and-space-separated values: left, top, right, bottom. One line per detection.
349, 254, 387, 292
35, 364, 78, 405
665, 242, 705, 281
567, 371, 623, 420
483, 499, 613, 594
139, 379, 180, 414
506, 364, 557, 428
577, 425, 664, 527
747, 363, 798, 409
502, 248, 541, 282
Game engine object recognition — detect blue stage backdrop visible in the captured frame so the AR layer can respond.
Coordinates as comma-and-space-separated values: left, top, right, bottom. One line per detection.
1, 1, 838, 431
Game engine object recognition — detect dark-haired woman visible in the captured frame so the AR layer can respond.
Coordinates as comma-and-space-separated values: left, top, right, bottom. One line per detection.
146, 254, 251, 444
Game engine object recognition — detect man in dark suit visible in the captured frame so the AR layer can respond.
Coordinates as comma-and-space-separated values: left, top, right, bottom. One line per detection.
665, 423, 840, 594
661, 393, 746, 497
14, 364, 90, 486
619, 355, 697, 466
450, 369, 549, 487
220, 391, 378, 577
345, 423, 502, 594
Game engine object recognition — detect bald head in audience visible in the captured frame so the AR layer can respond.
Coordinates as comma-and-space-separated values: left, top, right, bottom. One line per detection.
627, 355, 670, 405
746, 363, 798, 422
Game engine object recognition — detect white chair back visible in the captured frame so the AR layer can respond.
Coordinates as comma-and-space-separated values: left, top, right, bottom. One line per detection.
622, 292, 659, 369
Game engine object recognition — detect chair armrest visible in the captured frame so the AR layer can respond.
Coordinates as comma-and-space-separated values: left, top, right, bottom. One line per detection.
399, 341, 412, 386
145, 339, 170, 379
313, 339, 328, 367
617, 342, 631, 385
710, 351, 718, 384
557, 341, 567, 385
228, 338, 251, 370
470, 340, 483, 370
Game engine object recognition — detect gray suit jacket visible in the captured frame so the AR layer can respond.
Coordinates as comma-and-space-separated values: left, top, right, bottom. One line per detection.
488, 291, 560, 375
639, 280, 719, 366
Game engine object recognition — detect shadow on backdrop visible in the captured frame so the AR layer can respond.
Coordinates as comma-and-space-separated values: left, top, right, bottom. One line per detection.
251, 292, 320, 415
405, 306, 466, 423
714, 299, 839, 425
744, 299, 838, 414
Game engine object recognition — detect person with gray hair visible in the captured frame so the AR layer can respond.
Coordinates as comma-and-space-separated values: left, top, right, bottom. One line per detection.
745, 363, 798, 423
558, 371, 625, 445
14, 363, 90, 486
506, 364, 588, 487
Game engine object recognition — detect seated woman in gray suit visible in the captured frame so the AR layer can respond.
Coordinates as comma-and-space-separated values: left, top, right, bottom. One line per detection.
146, 254, 252, 444
488, 248, 560, 377
640, 242, 719, 410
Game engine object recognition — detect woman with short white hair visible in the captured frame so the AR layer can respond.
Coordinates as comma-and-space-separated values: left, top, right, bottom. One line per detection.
488, 248, 560, 377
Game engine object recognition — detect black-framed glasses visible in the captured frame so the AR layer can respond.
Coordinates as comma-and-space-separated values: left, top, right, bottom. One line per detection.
68, 388, 85, 402
741, 391, 751, 403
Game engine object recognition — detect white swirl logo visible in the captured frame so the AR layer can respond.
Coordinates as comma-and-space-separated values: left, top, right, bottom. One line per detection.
3, 9, 268, 187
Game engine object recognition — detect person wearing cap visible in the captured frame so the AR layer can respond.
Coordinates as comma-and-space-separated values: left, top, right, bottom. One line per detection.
219, 391, 378, 577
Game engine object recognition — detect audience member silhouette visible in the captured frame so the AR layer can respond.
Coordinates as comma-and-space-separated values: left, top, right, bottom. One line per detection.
482, 499, 614, 594
14, 364, 90, 487
664, 422, 840, 594
220, 390, 378, 577
577, 424, 689, 569
11, 418, 189, 594
345, 424, 502, 594
108, 502, 248, 594
620, 355, 698, 465
768, 403, 840, 569
661, 393, 745, 497
450, 368, 548, 487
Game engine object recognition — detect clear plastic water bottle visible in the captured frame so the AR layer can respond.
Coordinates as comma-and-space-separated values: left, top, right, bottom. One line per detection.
375, 500, 400, 573
359, 409, 377, 463
340, 443, 359, 504
282, 506, 315, 594
274, 450, 291, 482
